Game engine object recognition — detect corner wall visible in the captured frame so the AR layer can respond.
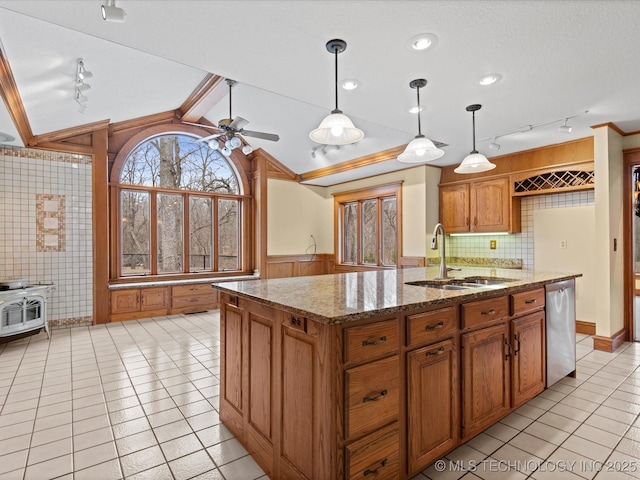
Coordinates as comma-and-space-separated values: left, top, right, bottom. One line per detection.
0, 146, 93, 327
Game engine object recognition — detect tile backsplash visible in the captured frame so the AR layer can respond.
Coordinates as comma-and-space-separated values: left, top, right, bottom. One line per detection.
0, 146, 93, 327
448, 190, 595, 270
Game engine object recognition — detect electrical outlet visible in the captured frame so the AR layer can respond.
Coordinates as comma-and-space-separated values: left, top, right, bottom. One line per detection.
560, 240, 567, 249
490, 240, 496, 250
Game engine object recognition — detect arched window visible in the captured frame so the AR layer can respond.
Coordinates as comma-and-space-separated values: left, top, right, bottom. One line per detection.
114, 133, 247, 277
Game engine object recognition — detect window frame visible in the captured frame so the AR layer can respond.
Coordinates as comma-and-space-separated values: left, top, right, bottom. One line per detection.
333, 183, 402, 269
109, 127, 252, 281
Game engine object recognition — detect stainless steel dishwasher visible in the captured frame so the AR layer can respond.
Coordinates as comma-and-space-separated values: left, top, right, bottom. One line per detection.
545, 279, 577, 386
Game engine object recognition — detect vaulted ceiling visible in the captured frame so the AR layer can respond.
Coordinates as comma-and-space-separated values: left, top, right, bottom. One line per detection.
0, 1, 639, 185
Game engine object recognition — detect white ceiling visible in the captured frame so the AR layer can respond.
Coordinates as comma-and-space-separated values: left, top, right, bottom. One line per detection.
0, 1, 639, 186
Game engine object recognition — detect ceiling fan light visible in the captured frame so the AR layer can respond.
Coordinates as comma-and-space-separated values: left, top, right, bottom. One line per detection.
221, 146, 232, 157
398, 136, 444, 163
242, 145, 253, 155
454, 152, 496, 174
226, 136, 242, 149
207, 140, 219, 150
309, 112, 364, 145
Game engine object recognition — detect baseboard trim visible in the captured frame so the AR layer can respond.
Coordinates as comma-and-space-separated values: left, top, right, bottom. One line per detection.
576, 320, 596, 336
592, 328, 627, 353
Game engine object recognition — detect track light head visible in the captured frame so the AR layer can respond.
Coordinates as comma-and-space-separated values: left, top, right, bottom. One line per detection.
101, 0, 126, 22
559, 118, 573, 133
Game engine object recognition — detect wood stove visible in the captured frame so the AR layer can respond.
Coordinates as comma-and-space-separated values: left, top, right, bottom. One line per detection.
0, 285, 52, 338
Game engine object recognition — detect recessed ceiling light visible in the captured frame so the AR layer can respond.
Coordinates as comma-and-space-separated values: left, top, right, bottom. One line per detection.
341, 79, 359, 90
409, 106, 424, 114
406, 33, 438, 52
478, 73, 502, 86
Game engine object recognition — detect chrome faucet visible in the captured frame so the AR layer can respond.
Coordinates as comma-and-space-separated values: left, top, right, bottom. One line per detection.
430, 222, 454, 280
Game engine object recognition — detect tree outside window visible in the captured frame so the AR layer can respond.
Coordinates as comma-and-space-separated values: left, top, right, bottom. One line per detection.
117, 133, 244, 276
334, 184, 401, 268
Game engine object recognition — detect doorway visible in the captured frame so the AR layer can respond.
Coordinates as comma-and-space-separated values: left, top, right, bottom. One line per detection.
624, 149, 640, 341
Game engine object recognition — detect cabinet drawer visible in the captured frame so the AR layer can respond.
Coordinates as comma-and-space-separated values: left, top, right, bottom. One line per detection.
461, 295, 508, 330
406, 307, 456, 347
344, 319, 398, 365
172, 294, 216, 309
345, 424, 399, 480
511, 288, 545, 316
172, 283, 213, 296
345, 355, 398, 441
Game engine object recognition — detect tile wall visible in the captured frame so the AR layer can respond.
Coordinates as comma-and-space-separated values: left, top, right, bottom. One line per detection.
448, 190, 595, 270
0, 146, 93, 327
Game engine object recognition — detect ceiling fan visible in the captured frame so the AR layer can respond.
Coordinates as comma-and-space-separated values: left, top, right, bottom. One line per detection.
184, 79, 279, 155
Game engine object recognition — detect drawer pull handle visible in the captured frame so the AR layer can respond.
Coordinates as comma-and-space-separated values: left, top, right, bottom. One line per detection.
291, 317, 303, 326
425, 321, 444, 331
514, 334, 521, 355
481, 308, 496, 316
364, 458, 388, 476
525, 299, 537, 304
363, 389, 387, 403
362, 336, 387, 347
426, 347, 445, 356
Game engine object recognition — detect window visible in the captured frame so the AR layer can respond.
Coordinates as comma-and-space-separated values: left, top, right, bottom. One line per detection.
114, 133, 247, 277
334, 183, 401, 267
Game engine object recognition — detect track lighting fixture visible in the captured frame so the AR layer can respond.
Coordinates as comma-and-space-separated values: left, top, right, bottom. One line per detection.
558, 118, 573, 133
489, 138, 501, 150
398, 79, 444, 163
309, 39, 364, 145
454, 104, 496, 174
75, 58, 91, 114
101, 0, 126, 22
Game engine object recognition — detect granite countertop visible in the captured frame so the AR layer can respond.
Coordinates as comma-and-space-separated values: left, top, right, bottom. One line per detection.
212, 266, 581, 325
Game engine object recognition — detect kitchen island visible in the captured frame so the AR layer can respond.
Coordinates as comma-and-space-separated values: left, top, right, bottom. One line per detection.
212, 266, 580, 480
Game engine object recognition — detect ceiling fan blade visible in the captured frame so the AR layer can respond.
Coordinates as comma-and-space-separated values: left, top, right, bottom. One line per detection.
182, 121, 222, 131
197, 133, 224, 143
229, 116, 249, 130
241, 130, 280, 142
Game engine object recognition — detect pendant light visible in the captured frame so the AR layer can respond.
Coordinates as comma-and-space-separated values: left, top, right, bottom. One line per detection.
398, 79, 444, 163
309, 39, 364, 145
454, 104, 496, 174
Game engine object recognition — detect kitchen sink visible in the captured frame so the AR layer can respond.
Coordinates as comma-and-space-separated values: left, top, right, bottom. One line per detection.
406, 276, 517, 291
462, 276, 517, 285
405, 280, 481, 290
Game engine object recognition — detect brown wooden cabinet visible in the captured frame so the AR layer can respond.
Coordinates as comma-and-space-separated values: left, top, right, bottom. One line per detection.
461, 321, 511, 439
110, 286, 168, 320
407, 338, 458, 475
440, 177, 521, 233
171, 283, 218, 314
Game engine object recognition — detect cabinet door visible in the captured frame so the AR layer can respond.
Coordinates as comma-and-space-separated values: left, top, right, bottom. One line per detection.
110, 289, 139, 314
470, 178, 510, 232
140, 287, 167, 311
440, 184, 470, 233
511, 311, 546, 407
461, 322, 510, 439
220, 295, 245, 436
407, 339, 458, 475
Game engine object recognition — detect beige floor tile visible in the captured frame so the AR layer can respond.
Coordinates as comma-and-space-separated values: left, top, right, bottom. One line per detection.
561, 435, 612, 463
111, 416, 151, 439
74, 458, 123, 480
523, 421, 572, 446
195, 424, 234, 448
73, 425, 114, 450
74, 440, 118, 471
115, 429, 158, 456
219, 454, 265, 480
23, 453, 73, 480
120, 444, 166, 477
207, 438, 250, 466
0, 449, 28, 475
125, 463, 173, 480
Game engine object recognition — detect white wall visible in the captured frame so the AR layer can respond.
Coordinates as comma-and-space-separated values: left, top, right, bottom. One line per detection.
533, 206, 596, 323
267, 165, 441, 258
267, 179, 332, 255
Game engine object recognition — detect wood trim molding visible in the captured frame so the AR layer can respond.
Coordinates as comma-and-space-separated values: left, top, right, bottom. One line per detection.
0, 47, 33, 145
591, 122, 626, 136
265, 254, 331, 279
109, 110, 179, 134
33, 119, 111, 146
440, 137, 594, 185
592, 328, 627, 353
575, 320, 596, 336
253, 148, 298, 181
178, 73, 226, 123
299, 144, 407, 182
92, 128, 110, 324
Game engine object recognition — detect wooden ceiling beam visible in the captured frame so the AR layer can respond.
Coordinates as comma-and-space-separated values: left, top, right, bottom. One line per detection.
179, 73, 226, 123
0, 46, 33, 145
33, 119, 110, 145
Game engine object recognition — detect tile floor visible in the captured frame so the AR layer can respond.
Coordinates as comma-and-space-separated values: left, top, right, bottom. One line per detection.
0, 312, 639, 480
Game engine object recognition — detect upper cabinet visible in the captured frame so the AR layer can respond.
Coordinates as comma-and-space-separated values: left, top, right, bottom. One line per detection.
440, 177, 521, 233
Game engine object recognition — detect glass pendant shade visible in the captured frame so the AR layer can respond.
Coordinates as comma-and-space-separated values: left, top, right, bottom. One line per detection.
454, 152, 496, 174
398, 135, 444, 163
309, 111, 364, 145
